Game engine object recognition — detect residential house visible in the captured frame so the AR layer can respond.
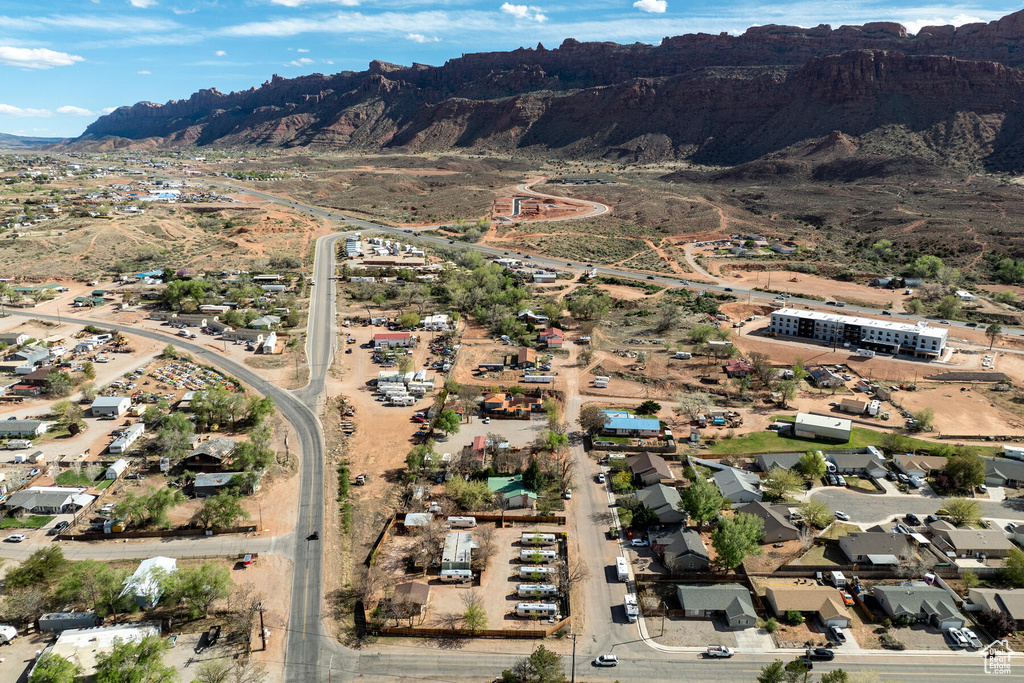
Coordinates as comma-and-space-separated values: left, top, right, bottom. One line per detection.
928, 520, 1015, 558
388, 582, 431, 621
713, 468, 762, 505
468, 436, 487, 469
487, 475, 538, 509
873, 584, 965, 630
5, 486, 91, 515
37, 622, 162, 680
90, 395, 130, 418
676, 584, 757, 629
828, 449, 888, 479
373, 332, 413, 349
650, 528, 710, 572
723, 359, 753, 378
182, 437, 237, 471
955, 290, 977, 302
0, 420, 47, 437
807, 368, 845, 389
15, 368, 52, 387
968, 589, 1024, 630
120, 557, 177, 609
770, 243, 798, 255
636, 484, 686, 525
422, 314, 449, 331
737, 502, 800, 543
221, 328, 265, 344
1009, 523, 1024, 546
838, 532, 912, 565
482, 393, 543, 418
764, 586, 852, 628
627, 452, 674, 487
249, 315, 281, 330
755, 452, 804, 472
194, 472, 244, 497
983, 456, 1024, 488
603, 413, 661, 438
538, 327, 564, 348
518, 310, 549, 325
895, 453, 947, 478
109, 423, 145, 454
0, 332, 28, 346
515, 348, 537, 369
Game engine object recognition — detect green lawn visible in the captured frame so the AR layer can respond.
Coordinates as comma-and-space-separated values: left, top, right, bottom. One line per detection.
95, 479, 113, 491
0, 515, 54, 529
708, 425, 999, 456
56, 468, 103, 487
795, 543, 848, 566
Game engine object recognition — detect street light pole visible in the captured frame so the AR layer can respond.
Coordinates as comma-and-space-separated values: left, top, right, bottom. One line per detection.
571, 632, 576, 683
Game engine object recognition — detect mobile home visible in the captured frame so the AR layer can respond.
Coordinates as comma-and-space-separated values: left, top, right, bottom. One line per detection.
519, 566, 558, 580
439, 569, 473, 583
516, 584, 558, 598
520, 549, 557, 563
448, 516, 477, 528
520, 533, 557, 546
515, 602, 559, 619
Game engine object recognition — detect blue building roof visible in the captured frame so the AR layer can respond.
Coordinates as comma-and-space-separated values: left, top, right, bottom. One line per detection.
605, 417, 660, 432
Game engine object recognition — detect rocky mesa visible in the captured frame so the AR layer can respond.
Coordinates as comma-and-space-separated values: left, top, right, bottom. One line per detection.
74, 10, 1024, 170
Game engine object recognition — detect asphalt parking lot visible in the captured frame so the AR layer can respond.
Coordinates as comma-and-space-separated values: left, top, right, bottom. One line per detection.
810, 488, 1024, 525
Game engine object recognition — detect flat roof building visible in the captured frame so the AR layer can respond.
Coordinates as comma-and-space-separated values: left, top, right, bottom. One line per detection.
769, 308, 947, 358
441, 531, 477, 571
793, 413, 851, 442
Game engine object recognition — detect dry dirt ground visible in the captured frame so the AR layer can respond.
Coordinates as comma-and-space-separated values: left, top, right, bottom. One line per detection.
710, 265, 908, 309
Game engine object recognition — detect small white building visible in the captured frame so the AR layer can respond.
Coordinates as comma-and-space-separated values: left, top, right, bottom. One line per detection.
793, 413, 851, 442
955, 290, 977, 302
120, 557, 177, 608
106, 458, 128, 480
422, 314, 450, 331
109, 424, 145, 454
91, 396, 130, 418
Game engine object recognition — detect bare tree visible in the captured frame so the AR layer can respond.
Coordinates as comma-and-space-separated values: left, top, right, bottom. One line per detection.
439, 611, 463, 631
546, 447, 576, 493
675, 391, 712, 421
230, 656, 267, 683
413, 519, 448, 570
558, 554, 591, 595
748, 352, 777, 389
799, 525, 815, 551
474, 526, 497, 571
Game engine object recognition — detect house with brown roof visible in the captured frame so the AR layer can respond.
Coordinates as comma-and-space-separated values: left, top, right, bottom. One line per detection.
515, 348, 537, 369
627, 452, 674, 487
838, 399, 868, 415
723, 359, 753, 378
737, 502, 799, 543
969, 588, 1024, 629
538, 327, 564, 348
482, 393, 543, 418
386, 582, 431, 623
928, 520, 1015, 558
895, 453, 947, 478
764, 586, 852, 628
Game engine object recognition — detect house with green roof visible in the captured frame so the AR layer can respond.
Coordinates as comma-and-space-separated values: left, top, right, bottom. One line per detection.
487, 475, 537, 509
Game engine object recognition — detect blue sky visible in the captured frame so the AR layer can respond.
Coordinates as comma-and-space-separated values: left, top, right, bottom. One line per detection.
0, 0, 1018, 138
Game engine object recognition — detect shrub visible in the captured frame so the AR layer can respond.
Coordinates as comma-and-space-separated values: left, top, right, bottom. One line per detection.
762, 617, 779, 633
785, 610, 805, 626
879, 632, 906, 650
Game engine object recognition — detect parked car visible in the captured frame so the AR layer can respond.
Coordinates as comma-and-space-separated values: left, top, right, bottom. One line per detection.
563, 488, 572, 500
834, 511, 850, 521
826, 474, 838, 486
836, 475, 847, 487
706, 645, 734, 658
962, 627, 983, 648
925, 514, 939, 525
630, 538, 648, 547
806, 648, 834, 661
4, 534, 25, 543
829, 626, 847, 644
947, 627, 969, 648
597, 472, 606, 484
905, 513, 922, 526
898, 473, 910, 484
593, 655, 618, 667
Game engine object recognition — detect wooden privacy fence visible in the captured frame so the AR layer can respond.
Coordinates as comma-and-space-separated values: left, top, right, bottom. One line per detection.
373, 616, 570, 640
64, 524, 257, 541
366, 514, 398, 566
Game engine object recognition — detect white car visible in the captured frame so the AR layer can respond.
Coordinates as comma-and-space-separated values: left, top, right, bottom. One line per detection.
947, 627, 969, 648
961, 627, 983, 648
630, 538, 649, 547
563, 488, 572, 500
597, 472, 606, 484
706, 645, 734, 658
593, 654, 618, 667
4, 534, 25, 543
834, 511, 850, 521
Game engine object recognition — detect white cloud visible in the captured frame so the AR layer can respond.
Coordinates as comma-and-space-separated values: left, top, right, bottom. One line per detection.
287, 57, 314, 66
902, 13, 983, 34
0, 46, 84, 69
100, 107, 116, 114
0, 104, 52, 117
270, 0, 359, 6
128, 0, 158, 7
215, 49, 226, 56
633, 0, 667, 14
500, 3, 546, 22
56, 105, 94, 116
137, 69, 151, 74
406, 33, 440, 43
296, 48, 310, 52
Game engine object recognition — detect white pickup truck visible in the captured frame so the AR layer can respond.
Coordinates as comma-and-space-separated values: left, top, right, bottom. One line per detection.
706, 645, 735, 658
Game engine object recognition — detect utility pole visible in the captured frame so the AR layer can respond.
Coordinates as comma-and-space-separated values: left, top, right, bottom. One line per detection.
258, 601, 267, 651
329, 654, 334, 683
571, 632, 577, 683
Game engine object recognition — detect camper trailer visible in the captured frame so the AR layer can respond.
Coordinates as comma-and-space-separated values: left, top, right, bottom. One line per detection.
519, 549, 557, 563
624, 594, 640, 623
448, 516, 477, 528
519, 566, 557, 580
439, 569, 473, 584
520, 533, 557, 547
616, 556, 630, 582
516, 584, 558, 598
515, 603, 559, 619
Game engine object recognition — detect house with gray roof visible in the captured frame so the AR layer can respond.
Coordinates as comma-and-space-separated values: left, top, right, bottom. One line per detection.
968, 588, 1024, 629
713, 467, 762, 505
12, 345, 49, 365
737, 501, 800, 543
755, 452, 803, 472
983, 456, 1024, 488
635, 484, 686, 525
928, 520, 1015, 558
676, 584, 757, 629
828, 448, 887, 479
0, 420, 47, 438
627, 452, 674, 487
839, 532, 911, 565
5, 486, 91, 514
650, 528, 710, 572
873, 584, 965, 630
194, 472, 244, 497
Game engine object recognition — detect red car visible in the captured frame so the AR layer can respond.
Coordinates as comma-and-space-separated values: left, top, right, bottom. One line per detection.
411, 415, 426, 423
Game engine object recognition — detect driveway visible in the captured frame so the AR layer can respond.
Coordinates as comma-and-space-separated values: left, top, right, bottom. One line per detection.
810, 488, 1024, 526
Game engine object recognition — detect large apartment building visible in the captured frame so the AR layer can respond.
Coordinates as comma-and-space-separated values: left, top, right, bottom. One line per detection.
768, 308, 947, 358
